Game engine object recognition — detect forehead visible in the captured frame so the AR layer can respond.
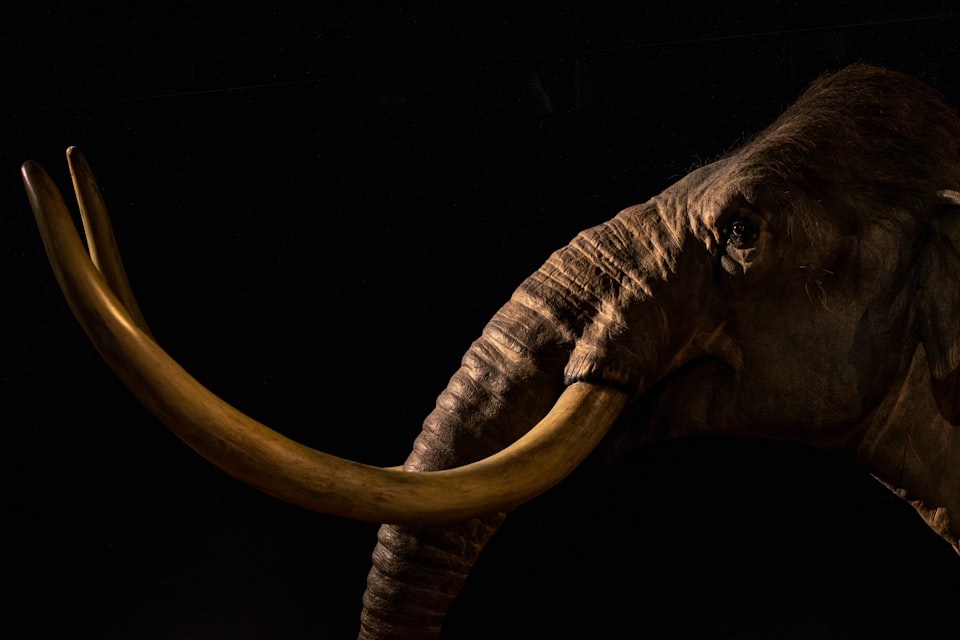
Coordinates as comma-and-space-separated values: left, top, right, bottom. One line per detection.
666, 157, 803, 223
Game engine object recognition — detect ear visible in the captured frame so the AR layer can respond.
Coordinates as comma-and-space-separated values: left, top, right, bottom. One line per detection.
916, 189, 960, 425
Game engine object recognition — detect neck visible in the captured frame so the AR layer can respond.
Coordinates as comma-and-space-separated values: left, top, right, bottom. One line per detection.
853, 346, 960, 545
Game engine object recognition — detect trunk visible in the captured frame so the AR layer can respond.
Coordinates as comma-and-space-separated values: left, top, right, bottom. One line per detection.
360, 305, 567, 639
359, 203, 693, 639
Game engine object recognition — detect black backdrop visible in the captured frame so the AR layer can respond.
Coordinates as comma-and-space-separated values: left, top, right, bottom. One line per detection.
4, 3, 960, 639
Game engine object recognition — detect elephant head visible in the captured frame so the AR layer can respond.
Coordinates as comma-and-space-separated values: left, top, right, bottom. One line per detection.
21, 63, 960, 639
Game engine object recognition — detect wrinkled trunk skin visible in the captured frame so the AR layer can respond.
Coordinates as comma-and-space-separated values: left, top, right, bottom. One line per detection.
358, 202, 692, 639
360, 317, 567, 640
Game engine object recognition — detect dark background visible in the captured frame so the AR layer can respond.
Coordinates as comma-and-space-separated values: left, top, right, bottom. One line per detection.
3, 3, 959, 639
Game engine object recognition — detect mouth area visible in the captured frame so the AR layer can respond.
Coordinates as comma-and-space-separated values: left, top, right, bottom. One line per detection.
594, 356, 736, 453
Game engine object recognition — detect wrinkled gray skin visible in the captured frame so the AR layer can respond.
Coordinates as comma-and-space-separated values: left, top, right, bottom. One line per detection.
360, 64, 960, 639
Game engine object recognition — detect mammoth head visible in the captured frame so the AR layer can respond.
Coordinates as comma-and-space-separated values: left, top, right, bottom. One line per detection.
22, 63, 960, 639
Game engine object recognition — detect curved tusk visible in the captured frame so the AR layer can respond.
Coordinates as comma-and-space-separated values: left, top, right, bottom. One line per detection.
21, 154, 629, 525
66, 147, 153, 337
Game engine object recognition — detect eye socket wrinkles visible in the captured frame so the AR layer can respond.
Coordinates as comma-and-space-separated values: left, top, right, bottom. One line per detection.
713, 198, 767, 277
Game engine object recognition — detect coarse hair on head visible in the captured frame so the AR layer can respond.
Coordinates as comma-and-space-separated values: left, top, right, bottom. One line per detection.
733, 63, 960, 222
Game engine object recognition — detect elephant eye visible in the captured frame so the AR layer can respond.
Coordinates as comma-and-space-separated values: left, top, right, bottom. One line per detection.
722, 218, 760, 250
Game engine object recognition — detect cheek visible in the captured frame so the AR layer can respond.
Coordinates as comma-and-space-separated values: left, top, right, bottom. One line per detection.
633, 246, 918, 443
847, 289, 917, 408
637, 331, 873, 442
728, 312, 903, 439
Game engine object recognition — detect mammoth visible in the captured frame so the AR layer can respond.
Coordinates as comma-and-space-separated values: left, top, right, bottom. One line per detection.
21, 63, 960, 638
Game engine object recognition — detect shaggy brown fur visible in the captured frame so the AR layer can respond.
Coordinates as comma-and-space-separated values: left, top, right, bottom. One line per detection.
734, 64, 960, 219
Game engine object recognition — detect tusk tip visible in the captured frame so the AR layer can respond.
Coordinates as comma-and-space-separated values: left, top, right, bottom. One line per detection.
21, 159, 48, 184
66, 146, 88, 167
